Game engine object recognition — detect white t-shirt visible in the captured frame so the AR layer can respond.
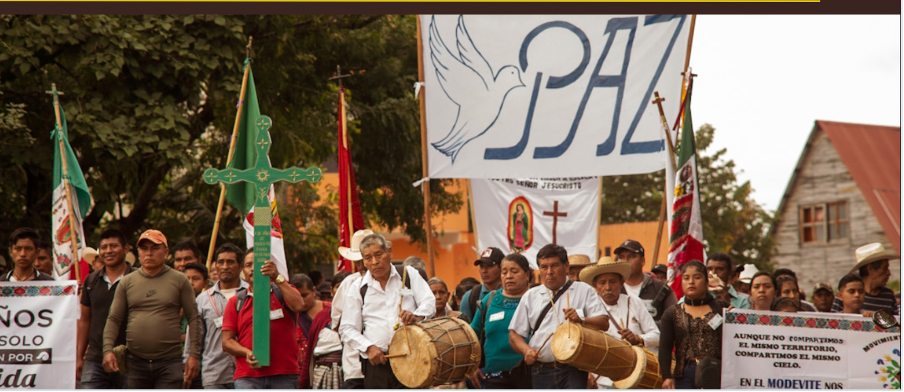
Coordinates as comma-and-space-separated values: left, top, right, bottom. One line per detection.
220, 287, 238, 301
624, 282, 642, 298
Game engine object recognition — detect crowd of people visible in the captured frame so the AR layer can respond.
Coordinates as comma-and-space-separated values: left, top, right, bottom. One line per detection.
3, 225, 900, 389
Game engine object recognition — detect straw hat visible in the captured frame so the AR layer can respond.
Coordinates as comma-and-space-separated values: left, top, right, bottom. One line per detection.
579, 256, 631, 285
568, 254, 592, 266
338, 230, 374, 261
82, 247, 98, 264
738, 264, 759, 284
850, 242, 899, 274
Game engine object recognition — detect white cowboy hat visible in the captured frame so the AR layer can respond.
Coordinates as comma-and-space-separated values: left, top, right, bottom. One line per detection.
579, 256, 631, 285
338, 229, 374, 261
739, 264, 759, 284
82, 247, 98, 264
851, 242, 899, 274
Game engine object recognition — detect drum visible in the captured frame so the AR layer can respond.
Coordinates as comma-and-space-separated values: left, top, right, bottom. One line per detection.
613, 346, 662, 389
551, 322, 636, 381
388, 316, 481, 389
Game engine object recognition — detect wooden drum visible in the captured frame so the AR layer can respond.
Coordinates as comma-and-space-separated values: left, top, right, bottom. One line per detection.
613, 346, 662, 389
551, 322, 636, 381
388, 316, 481, 389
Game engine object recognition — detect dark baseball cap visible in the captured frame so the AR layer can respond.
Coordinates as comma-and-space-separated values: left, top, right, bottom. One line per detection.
614, 239, 644, 257
651, 264, 668, 275
474, 247, 504, 267
813, 282, 833, 295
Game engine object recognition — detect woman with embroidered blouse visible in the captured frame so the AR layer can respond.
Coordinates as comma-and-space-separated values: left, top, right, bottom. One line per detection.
659, 260, 726, 389
468, 253, 533, 389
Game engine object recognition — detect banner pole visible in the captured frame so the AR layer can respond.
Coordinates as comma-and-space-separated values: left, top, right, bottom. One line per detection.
206, 37, 253, 270
50, 84, 82, 283
416, 16, 436, 278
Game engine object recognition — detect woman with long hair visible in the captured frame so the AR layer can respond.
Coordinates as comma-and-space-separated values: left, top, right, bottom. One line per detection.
291, 273, 334, 389
469, 253, 533, 389
660, 260, 726, 389
776, 275, 817, 312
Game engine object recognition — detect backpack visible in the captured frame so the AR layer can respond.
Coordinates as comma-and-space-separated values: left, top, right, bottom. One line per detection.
235, 282, 297, 327
467, 283, 483, 319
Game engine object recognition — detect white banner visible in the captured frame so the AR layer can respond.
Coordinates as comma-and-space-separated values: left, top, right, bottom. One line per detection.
472, 177, 600, 269
422, 15, 689, 179
0, 281, 79, 389
723, 309, 901, 390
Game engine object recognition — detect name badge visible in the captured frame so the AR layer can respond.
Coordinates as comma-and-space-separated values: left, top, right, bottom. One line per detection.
489, 311, 505, 322
270, 308, 284, 320
400, 288, 413, 297
213, 317, 223, 329
708, 314, 723, 330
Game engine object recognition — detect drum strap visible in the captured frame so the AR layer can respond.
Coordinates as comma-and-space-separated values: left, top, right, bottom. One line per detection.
533, 280, 574, 333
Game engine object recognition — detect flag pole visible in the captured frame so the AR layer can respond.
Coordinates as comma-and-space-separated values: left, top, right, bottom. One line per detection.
206, 37, 253, 270
330, 66, 354, 272
416, 16, 436, 278
49, 84, 82, 283
650, 15, 695, 268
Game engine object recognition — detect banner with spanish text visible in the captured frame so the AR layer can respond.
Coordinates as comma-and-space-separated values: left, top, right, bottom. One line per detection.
0, 281, 79, 390
472, 177, 600, 270
722, 309, 901, 389
422, 15, 689, 179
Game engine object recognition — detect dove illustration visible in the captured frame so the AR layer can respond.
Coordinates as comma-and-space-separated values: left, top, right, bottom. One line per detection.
429, 15, 526, 163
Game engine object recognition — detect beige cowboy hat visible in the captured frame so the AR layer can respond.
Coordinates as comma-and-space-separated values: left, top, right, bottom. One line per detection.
82, 247, 98, 264
338, 229, 374, 261
579, 256, 631, 285
850, 242, 899, 274
567, 254, 592, 266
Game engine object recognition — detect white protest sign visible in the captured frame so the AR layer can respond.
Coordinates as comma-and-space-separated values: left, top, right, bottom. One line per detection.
421, 14, 690, 179
723, 309, 901, 389
0, 281, 79, 389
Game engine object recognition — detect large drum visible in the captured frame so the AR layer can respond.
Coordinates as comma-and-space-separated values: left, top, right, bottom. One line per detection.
551, 322, 636, 381
613, 346, 662, 389
388, 316, 481, 389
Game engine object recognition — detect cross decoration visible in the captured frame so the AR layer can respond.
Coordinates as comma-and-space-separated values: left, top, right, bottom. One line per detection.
203, 115, 321, 366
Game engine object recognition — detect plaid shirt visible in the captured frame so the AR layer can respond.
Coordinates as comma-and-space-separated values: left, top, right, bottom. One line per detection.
195, 280, 248, 386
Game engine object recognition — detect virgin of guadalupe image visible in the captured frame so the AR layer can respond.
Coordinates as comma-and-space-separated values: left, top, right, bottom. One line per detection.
508, 199, 532, 252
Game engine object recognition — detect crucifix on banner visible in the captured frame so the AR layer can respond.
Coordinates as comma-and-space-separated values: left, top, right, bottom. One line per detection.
203, 115, 321, 366
543, 200, 568, 245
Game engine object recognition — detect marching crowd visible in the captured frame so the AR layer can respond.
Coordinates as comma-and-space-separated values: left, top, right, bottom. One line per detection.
2, 225, 900, 389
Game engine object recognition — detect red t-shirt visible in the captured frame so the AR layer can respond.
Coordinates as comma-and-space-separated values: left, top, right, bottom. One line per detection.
223, 287, 300, 380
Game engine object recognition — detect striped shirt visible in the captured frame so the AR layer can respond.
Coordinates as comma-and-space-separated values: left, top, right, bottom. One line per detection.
831, 286, 898, 315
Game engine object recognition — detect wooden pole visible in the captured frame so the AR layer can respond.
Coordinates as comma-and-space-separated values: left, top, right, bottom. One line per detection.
206, 37, 253, 270
49, 84, 81, 283
416, 16, 436, 278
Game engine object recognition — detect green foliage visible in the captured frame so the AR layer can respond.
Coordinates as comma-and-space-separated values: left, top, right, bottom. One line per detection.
599, 124, 775, 267
0, 15, 461, 273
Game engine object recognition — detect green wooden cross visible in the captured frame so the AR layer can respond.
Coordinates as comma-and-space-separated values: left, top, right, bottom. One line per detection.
203, 115, 321, 366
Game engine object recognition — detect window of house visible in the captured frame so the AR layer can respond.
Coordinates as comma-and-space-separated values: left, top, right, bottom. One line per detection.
799, 201, 848, 244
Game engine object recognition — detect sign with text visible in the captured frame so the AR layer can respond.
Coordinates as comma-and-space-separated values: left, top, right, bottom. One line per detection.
723, 309, 901, 390
472, 177, 600, 270
421, 14, 690, 179
0, 281, 79, 389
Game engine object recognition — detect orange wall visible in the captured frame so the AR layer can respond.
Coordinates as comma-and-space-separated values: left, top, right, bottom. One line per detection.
310, 173, 668, 285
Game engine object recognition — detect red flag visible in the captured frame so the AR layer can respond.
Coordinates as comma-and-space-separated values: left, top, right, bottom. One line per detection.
338, 87, 364, 272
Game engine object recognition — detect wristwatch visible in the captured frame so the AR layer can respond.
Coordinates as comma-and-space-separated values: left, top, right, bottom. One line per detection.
274, 275, 285, 284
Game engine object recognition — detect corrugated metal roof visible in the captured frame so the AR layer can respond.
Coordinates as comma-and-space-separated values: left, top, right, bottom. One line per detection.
818, 120, 901, 252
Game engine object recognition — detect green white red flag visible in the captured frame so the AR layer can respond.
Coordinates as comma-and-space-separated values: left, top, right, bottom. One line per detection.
667, 77, 704, 299
51, 103, 92, 278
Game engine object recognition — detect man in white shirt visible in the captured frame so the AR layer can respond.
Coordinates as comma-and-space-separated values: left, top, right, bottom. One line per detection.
579, 256, 660, 388
338, 233, 435, 389
332, 229, 372, 389
508, 244, 609, 389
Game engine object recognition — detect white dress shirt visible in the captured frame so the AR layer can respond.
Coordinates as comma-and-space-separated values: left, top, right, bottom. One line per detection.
333, 273, 365, 381
339, 266, 435, 358
509, 279, 606, 363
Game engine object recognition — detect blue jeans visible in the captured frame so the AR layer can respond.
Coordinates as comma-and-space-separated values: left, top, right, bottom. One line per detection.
203, 383, 235, 389
80, 359, 127, 389
675, 361, 697, 389
531, 364, 588, 389
125, 352, 184, 389
234, 374, 299, 389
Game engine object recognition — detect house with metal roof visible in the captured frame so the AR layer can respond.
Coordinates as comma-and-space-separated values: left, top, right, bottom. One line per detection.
771, 120, 900, 293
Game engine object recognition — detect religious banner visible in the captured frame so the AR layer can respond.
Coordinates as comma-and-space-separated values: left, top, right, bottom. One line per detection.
723, 309, 901, 390
0, 281, 79, 389
421, 14, 690, 179
472, 177, 599, 269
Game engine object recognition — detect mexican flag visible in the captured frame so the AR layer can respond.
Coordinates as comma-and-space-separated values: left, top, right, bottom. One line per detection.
226, 63, 289, 279
51, 104, 92, 278
667, 78, 704, 299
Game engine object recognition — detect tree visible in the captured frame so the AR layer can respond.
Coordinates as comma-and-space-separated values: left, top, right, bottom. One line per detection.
599, 124, 775, 267
0, 15, 462, 273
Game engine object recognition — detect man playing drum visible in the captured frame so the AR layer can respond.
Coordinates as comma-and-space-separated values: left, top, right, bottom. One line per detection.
508, 244, 609, 389
338, 233, 435, 389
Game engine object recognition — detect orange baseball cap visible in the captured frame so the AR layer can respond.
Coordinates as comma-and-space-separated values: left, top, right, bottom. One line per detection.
137, 230, 168, 248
